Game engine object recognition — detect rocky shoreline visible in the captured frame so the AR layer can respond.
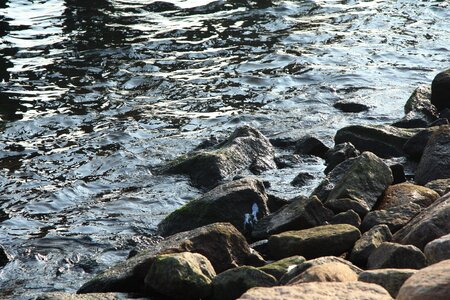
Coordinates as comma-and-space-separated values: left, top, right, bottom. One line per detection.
33, 69, 450, 299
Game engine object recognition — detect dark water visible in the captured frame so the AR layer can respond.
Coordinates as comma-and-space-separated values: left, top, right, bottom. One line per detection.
0, 0, 448, 298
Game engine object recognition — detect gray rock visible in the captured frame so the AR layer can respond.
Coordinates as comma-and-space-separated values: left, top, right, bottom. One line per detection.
290, 172, 314, 187
294, 136, 329, 158
163, 125, 276, 188
424, 233, 450, 264
403, 127, 439, 160
324, 142, 360, 174
324, 198, 370, 218
367, 242, 426, 270
431, 68, 450, 111
330, 210, 361, 228
349, 225, 393, 269
158, 178, 269, 237
358, 269, 417, 298
404, 85, 437, 116
252, 196, 333, 240
312, 158, 355, 201
334, 101, 370, 113
257, 256, 306, 281
392, 111, 434, 128
425, 178, 450, 196
0, 245, 10, 268
360, 202, 422, 233
415, 125, 450, 184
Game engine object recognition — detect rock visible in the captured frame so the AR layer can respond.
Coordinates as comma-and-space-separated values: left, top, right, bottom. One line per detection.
163, 125, 276, 188
324, 198, 370, 218
266, 194, 289, 213
268, 224, 361, 260
397, 259, 450, 300
294, 135, 329, 158
274, 154, 302, 168
415, 125, 450, 184
392, 192, 450, 250
440, 107, 450, 119
367, 242, 427, 270
250, 240, 270, 259
389, 163, 406, 184
429, 117, 449, 127
279, 256, 363, 285
330, 210, 361, 228
238, 282, 392, 300
36, 293, 126, 300
252, 196, 333, 240
144, 252, 215, 299
312, 158, 355, 201
405, 85, 437, 117
324, 142, 360, 174
403, 127, 438, 160
257, 256, 305, 280
424, 234, 450, 264
290, 172, 314, 187
0, 245, 10, 267
78, 223, 253, 294
425, 178, 450, 196
334, 124, 420, 158
212, 266, 276, 300
360, 202, 422, 233
157, 178, 269, 237
376, 182, 439, 210
392, 111, 434, 128
325, 152, 393, 210
358, 269, 416, 298
334, 101, 370, 113
431, 68, 450, 111
287, 262, 358, 284
349, 225, 393, 269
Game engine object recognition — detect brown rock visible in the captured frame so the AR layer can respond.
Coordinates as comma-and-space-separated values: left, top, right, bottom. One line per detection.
376, 182, 439, 210
358, 269, 416, 297
287, 262, 358, 284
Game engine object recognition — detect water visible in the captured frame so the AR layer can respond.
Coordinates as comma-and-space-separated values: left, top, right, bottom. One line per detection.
0, 0, 449, 298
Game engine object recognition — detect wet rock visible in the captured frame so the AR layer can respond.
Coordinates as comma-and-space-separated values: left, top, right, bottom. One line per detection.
333, 100, 370, 113
324, 198, 370, 218
404, 85, 437, 117
312, 158, 354, 201
431, 68, 450, 111
212, 266, 276, 300
268, 224, 361, 260
424, 178, 450, 196
392, 111, 433, 128
358, 269, 416, 298
429, 117, 449, 127
392, 192, 450, 250
0, 245, 10, 267
367, 242, 426, 270
324, 142, 360, 174
257, 256, 305, 281
238, 282, 392, 300
294, 136, 329, 158
403, 127, 438, 160
36, 293, 126, 300
252, 196, 333, 240
330, 210, 361, 228
424, 234, 450, 264
376, 182, 439, 210
415, 125, 450, 184
287, 262, 358, 284
397, 259, 450, 300
163, 125, 276, 188
279, 256, 363, 285
349, 225, 393, 269
334, 124, 420, 158
78, 223, 253, 294
266, 194, 289, 213
290, 172, 314, 187
325, 152, 393, 210
360, 202, 422, 233
273, 154, 302, 168
158, 178, 269, 237
144, 252, 215, 300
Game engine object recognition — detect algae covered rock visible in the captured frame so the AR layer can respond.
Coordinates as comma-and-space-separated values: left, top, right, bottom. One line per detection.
163, 125, 276, 188
287, 262, 358, 284
257, 256, 305, 280
158, 178, 269, 237
376, 182, 439, 209
358, 269, 416, 298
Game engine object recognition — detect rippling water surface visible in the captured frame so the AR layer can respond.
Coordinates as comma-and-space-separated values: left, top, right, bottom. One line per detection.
0, 0, 449, 298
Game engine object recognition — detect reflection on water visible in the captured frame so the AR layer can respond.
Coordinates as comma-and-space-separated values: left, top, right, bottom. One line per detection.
0, 0, 449, 298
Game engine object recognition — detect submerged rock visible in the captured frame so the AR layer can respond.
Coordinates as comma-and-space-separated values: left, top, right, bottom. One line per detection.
163, 125, 276, 188
376, 182, 439, 210
287, 262, 358, 284
431, 68, 450, 111
333, 101, 370, 113
157, 178, 269, 237
257, 256, 305, 280
358, 269, 416, 298
424, 233, 450, 264
367, 242, 427, 270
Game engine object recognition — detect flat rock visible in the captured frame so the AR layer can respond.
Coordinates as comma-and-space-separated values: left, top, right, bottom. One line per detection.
324, 198, 370, 218
158, 178, 269, 237
330, 210, 361, 228
424, 233, 450, 264
349, 225, 393, 269
257, 256, 305, 280
268, 224, 361, 260
287, 262, 358, 284
367, 242, 426, 270
251, 196, 333, 240
376, 182, 439, 210
358, 268, 416, 298
334, 101, 370, 113
36, 293, 127, 300
163, 125, 276, 188
425, 178, 450, 196
238, 282, 392, 300
431, 68, 450, 111
397, 259, 450, 300
334, 125, 420, 158
324, 142, 360, 174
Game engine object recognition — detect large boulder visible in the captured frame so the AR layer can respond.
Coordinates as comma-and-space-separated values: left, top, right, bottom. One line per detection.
425, 178, 450, 196
376, 182, 439, 210
251, 196, 333, 240
78, 223, 253, 294
163, 125, 276, 188
158, 178, 269, 237
404, 85, 437, 116
349, 225, 393, 269
238, 282, 392, 300
415, 125, 450, 184
212, 266, 276, 300
397, 259, 450, 300
287, 262, 358, 284
268, 224, 361, 260
358, 269, 416, 298
144, 252, 215, 299
392, 192, 450, 250
367, 242, 426, 270
424, 233, 450, 264
330, 210, 361, 228
257, 256, 305, 280
334, 125, 420, 158
431, 68, 450, 111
